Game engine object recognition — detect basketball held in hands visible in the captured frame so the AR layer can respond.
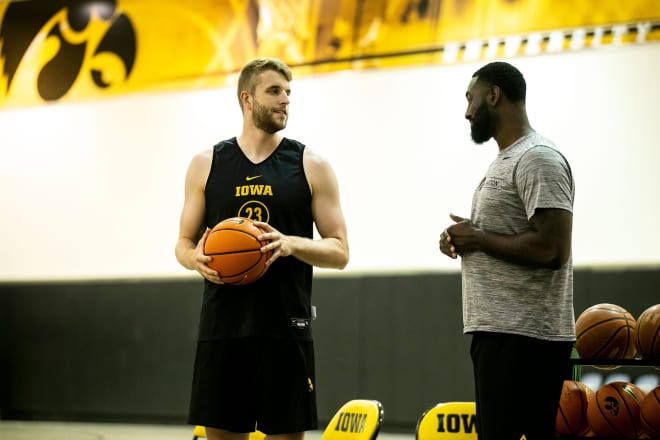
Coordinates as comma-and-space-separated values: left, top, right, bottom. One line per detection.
203, 217, 271, 285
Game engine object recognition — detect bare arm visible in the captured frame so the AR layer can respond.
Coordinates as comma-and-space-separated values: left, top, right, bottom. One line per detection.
256, 148, 349, 269
174, 150, 223, 283
442, 208, 572, 269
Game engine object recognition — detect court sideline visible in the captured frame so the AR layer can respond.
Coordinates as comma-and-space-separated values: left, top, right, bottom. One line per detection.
0, 421, 415, 440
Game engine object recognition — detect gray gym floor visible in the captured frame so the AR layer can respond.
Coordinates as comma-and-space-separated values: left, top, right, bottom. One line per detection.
0, 421, 414, 440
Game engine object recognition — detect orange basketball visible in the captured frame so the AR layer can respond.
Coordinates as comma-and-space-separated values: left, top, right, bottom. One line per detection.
556, 380, 593, 436
203, 217, 271, 285
636, 304, 660, 360
640, 386, 660, 438
586, 381, 646, 438
575, 303, 637, 364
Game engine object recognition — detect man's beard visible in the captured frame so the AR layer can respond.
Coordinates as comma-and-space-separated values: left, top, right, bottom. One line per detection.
470, 102, 495, 144
252, 99, 286, 134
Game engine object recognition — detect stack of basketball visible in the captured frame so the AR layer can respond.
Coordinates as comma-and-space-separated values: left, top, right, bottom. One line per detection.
555, 380, 660, 438
574, 302, 660, 364
555, 303, 660, 438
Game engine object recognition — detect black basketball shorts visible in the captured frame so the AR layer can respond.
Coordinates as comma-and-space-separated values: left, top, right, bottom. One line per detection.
470, 331, 574, 440
188, 337, 318, 435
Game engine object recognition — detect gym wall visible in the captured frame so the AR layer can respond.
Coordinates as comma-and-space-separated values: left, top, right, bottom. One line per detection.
1, 0, 659, 431
1, 269, 658, 430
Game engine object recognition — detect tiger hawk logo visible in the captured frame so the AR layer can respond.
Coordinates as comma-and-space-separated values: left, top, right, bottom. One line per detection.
1, 0, 136, 102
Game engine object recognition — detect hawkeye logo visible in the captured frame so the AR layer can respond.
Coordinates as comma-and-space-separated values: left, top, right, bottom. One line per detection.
436, 412, 477, 434
603, 396, 620, 416
0, 1, 136, 104
334, 411, 367, 434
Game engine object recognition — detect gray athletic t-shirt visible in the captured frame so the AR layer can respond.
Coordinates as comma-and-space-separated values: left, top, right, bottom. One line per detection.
461, 132, 576, 341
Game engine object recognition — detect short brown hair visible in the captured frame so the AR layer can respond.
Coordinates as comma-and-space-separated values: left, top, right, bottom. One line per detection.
237, 58, 292, 110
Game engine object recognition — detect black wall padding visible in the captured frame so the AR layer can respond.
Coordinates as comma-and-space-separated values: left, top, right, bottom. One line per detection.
0, 268, 658, 430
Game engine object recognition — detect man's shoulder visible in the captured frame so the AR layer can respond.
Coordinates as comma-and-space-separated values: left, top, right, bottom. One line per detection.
510, 134, 566, 164
281, 137, 306, 151
213, 137, 237, 150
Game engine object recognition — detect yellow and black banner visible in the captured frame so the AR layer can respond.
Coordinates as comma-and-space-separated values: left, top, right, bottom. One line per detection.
1, 0, 659, 109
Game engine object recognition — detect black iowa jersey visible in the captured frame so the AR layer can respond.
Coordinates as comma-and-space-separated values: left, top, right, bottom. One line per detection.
198, 137, 314, 341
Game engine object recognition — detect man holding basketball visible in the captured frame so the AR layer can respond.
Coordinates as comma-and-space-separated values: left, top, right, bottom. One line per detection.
439, 62, 575, 440
175, 58, 349, 440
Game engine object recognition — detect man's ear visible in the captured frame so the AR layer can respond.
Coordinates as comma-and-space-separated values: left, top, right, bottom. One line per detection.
240, 90, 251, 110
488, 85, 501, 106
